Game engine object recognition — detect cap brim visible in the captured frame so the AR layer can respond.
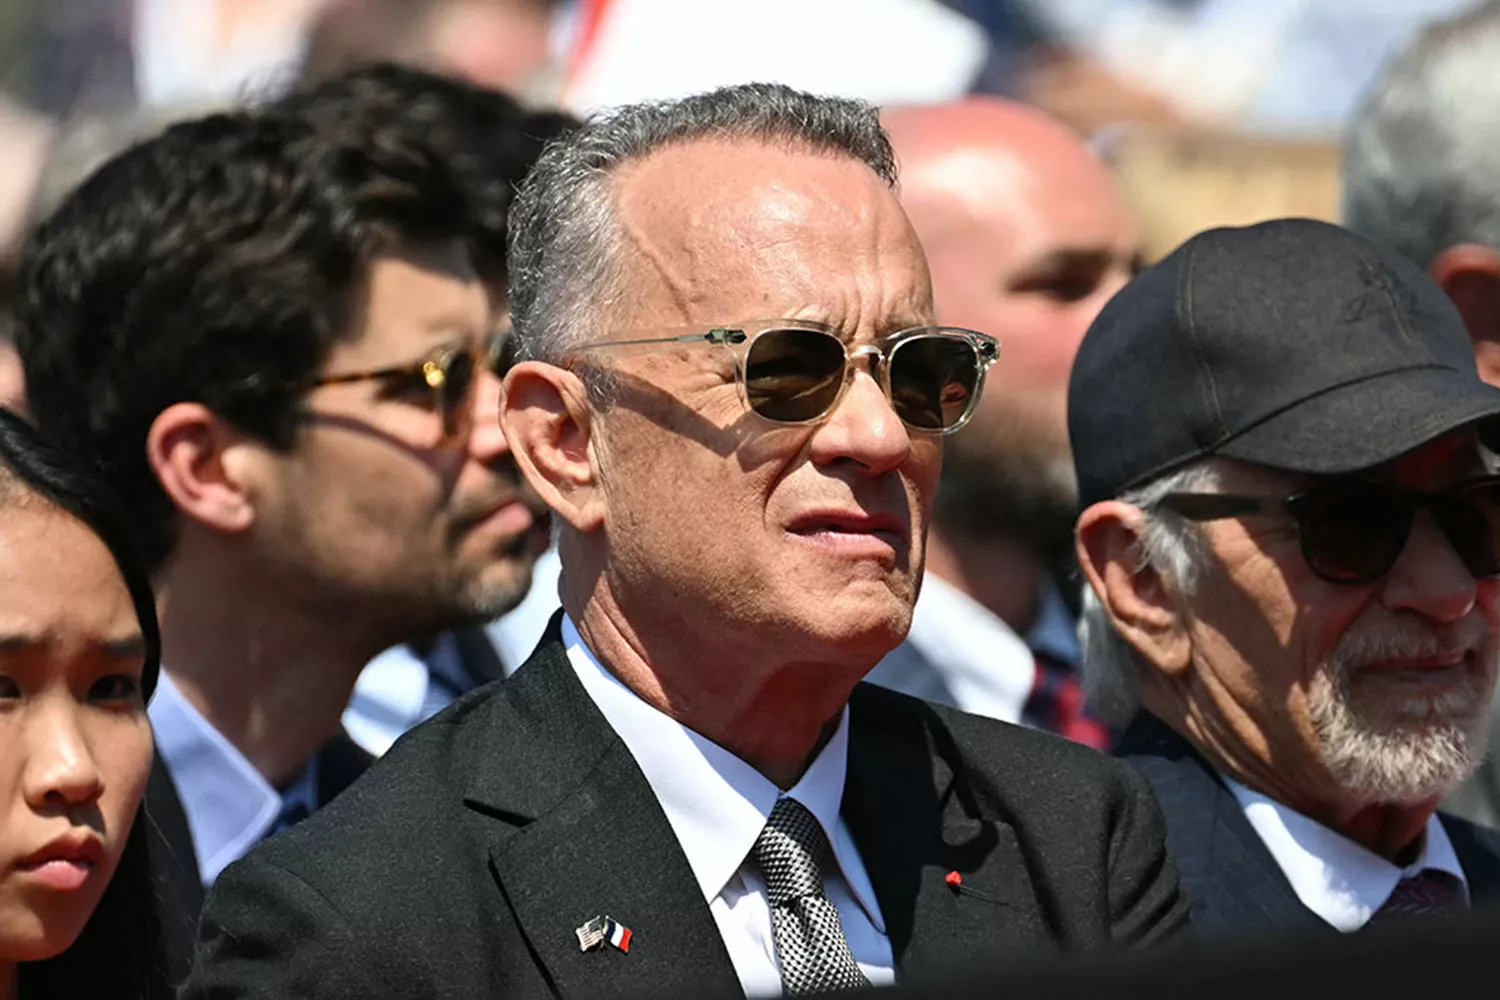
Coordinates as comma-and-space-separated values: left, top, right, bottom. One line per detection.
1217, 366, 1500, 475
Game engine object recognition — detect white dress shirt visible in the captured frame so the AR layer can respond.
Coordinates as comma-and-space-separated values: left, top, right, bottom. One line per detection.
1223, 776, 1469, 932
866, 572, 1036, 722
562, 616, 895, 997
150, 671, 318, 885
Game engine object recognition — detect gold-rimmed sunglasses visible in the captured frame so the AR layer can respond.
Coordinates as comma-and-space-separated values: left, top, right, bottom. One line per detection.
309, 330, 516, 436
569, 322, 1000, 434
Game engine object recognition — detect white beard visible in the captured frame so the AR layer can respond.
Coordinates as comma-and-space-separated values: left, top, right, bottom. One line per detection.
1309, 614, 1495, 805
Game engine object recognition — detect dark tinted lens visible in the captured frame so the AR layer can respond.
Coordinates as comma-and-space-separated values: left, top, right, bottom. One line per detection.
888, 334, 979, 430
743, 328, 847, 422
1298, 486, 1413, 583
1433, 481, 1500, 578
439, 350, 477, 430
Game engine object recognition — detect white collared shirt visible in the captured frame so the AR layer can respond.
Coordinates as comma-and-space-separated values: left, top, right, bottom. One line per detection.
1222, 776, 1469, 931
150, 671, 318, 886
866, 572, 1036, 722
562, 616, 895, 997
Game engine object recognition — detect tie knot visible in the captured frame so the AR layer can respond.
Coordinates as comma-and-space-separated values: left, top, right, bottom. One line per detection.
752, 797, 831, 908
1374, 869, 1468, 923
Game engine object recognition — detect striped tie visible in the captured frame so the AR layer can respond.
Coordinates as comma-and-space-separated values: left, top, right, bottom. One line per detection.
1369, 869, 1467, 924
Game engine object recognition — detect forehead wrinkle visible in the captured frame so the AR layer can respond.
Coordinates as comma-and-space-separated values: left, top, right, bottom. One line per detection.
615, 205, 697, 325
615, 140, 927, 333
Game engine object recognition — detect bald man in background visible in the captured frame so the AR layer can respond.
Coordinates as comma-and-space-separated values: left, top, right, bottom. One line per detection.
868, 98, 1141, 746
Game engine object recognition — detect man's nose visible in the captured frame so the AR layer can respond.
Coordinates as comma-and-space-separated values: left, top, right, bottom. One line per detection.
1382, 509, 1478, 623
807, 367, 914, 476
22, 702, 105, 810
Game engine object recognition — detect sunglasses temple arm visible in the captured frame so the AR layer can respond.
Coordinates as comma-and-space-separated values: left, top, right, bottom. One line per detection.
1157, 494, 1288, 521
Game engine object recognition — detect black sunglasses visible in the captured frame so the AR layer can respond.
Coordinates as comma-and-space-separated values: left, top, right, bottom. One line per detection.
1157, 476, 1500, 584
310, 330, 515, 436
569, 323, 1000, 434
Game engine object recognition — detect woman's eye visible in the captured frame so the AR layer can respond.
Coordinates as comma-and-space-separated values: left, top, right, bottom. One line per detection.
0, 676, 18, 699
88, 674, 140, 703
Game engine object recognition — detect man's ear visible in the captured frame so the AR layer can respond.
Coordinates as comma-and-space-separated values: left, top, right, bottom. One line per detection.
145, 403, 258, 534
500, 361, 605, 532
1431, 243, 1500, 387
1075, 501, 1193, 678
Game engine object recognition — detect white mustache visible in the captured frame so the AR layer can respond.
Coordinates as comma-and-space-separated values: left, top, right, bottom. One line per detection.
1330, 614, 1490, 673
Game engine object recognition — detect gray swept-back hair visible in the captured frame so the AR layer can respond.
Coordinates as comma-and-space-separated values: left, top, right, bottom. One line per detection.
506, 82, 897, 367
1345, 1, 1500, 268
1080, 460, 1221, 727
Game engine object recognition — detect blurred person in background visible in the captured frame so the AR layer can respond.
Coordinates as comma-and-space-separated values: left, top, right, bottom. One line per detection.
0, 276, 22, 414
300, 0, 561, 104
868, 98, 1139, 747
1345, 0, 1500, 830
14, 104, 543, 941
1077, 219, 1500, 935
276, 62, 576, 754
132, 0, 329, 106
976, 0, 1469, 138
0, 100, 52, 273
0, 407, 168, 1000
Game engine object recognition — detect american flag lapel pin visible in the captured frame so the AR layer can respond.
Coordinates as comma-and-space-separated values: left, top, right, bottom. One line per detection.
575, 916, 607, 952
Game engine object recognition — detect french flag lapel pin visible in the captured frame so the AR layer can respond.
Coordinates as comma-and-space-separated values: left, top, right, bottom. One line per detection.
603, 916, 633, 954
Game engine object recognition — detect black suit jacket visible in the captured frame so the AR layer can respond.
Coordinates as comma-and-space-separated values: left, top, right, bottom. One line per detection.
1116, 712, 1500, 937
182, 628, 1187, 999
146, 731, 374, 985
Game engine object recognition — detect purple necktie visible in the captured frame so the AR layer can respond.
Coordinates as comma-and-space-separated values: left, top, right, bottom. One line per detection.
1369, 869, 1468, 924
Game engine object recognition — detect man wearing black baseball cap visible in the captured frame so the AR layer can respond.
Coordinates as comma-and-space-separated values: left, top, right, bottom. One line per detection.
1072, 217, 1500, 936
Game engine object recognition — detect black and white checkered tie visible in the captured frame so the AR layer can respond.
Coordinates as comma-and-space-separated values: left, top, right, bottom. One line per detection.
751, 797, 870, 995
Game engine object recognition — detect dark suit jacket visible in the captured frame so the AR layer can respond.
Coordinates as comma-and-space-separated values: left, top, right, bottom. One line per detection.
182, 625, 1187, 999
1116, 712, 1500, 936
146, 731, 373, 986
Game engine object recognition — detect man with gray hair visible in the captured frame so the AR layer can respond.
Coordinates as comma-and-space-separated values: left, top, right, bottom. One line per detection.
1345, 0, 1500, 826
1075, 217, 1500, 938
183, 82, 1186, 999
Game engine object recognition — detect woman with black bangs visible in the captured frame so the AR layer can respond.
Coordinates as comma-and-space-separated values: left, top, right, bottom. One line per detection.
0, 407, 168, 1000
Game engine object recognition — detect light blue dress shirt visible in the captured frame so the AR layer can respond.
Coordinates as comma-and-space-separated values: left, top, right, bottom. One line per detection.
150, 671, 319, 886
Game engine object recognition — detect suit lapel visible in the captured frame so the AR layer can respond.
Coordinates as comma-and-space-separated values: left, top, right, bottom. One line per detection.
1116, 715, 1328, 936
463, 630, 741, 999
1440, 814, 1500, 908
843, 686, 1053, 983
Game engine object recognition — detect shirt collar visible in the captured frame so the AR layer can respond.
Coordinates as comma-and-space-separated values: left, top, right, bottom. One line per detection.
149, 670, 289, 885
344, 643, 431, 756
561, 615, 885, 931
1222, 775, 1468, 932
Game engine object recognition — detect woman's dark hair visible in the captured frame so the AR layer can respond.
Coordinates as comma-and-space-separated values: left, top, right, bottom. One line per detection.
0, 407, 169, 999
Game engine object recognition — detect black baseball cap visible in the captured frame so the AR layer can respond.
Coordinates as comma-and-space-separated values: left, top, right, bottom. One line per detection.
1069, 218, 1500, 508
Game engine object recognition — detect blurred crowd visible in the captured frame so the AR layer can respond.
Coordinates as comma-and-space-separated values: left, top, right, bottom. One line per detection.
0, 0, 1461, 267
5, 0, 1500, 998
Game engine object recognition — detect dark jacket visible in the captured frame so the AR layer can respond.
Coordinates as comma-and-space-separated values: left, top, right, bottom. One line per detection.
1116, 712, 1500, 936
147, 731, 373, 984
183, 627, 1188, 999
